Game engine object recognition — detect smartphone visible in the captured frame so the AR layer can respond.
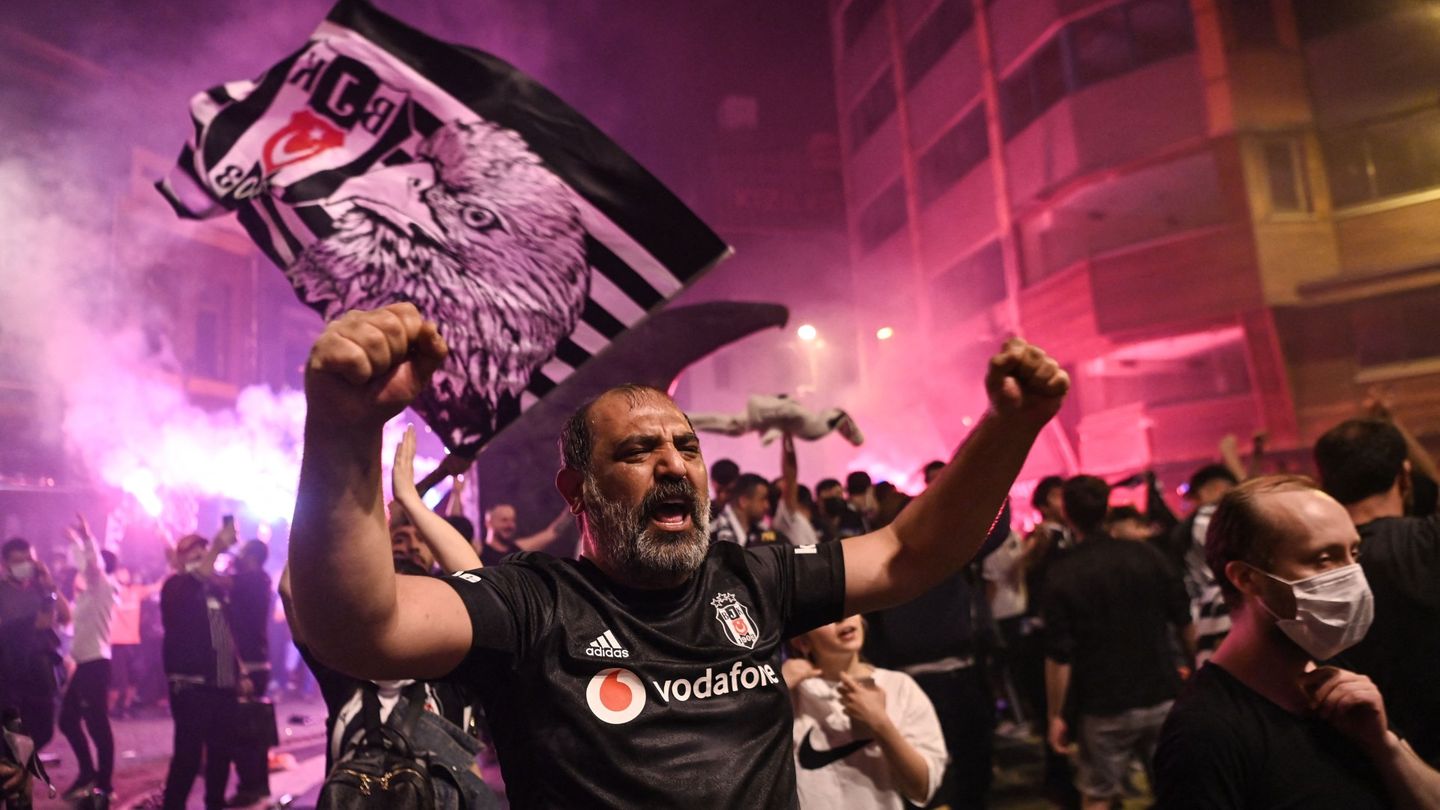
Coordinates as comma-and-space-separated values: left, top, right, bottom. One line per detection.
223, 515, 235, 529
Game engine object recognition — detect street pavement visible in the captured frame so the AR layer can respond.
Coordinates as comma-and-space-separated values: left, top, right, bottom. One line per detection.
28, 701, 1150, 809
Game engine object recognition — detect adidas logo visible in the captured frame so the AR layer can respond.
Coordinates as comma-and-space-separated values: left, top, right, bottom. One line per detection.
585, 630, 630, 659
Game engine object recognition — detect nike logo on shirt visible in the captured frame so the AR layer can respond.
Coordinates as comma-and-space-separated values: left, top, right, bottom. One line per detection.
797, 728, 873, 770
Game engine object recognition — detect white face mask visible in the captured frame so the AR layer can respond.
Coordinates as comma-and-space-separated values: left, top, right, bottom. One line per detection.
1251, 563, 1373, 660
8, 562, 34, 581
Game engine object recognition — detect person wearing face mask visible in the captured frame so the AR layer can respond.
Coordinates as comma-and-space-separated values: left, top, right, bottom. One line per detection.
159, 528, 241, 810
1154, 475, 1440, 809
783, 615, 947, 809
0, 537, 71, 758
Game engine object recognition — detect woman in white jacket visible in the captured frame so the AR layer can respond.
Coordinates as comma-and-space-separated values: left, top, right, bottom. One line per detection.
785, 615, 948, 809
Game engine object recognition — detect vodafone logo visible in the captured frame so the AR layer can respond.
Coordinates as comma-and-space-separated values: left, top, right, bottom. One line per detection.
585, 667, 646, 725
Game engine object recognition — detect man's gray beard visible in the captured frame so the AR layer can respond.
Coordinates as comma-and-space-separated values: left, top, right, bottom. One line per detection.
583, 475, 711, 585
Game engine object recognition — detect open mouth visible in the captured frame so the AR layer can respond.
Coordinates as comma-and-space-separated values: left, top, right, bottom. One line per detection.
649, 498, 693, 531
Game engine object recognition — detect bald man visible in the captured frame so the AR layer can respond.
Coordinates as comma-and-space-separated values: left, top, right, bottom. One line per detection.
478, 504, 569, 567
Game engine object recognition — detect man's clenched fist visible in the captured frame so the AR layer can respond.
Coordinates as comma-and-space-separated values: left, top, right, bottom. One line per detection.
986, 338, 1069, 425
305, 303, 448, 429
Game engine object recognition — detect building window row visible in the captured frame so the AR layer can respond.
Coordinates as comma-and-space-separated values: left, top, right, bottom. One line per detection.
999, 0, 1194, 139
917, 106, 989, 205
1294, 0, 1397, 42
932, 239, 1006, 324
904, 0, 975, 90
843, 0, 885, 47
1321, 107, 1440, 208
857, 180, 908, 252
850, 69, 897, 149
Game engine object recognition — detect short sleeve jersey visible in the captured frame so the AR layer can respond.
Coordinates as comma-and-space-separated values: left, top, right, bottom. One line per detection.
442, 540, 846, 808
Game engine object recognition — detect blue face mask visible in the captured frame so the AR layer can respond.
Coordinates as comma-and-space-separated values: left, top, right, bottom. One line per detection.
1250, 563, 1374, 660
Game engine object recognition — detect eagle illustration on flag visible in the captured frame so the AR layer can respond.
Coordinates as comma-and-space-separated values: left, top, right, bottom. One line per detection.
158, 0, 730, 452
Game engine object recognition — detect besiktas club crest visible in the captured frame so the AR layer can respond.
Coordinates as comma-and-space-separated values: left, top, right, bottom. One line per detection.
712, 592, 760, 649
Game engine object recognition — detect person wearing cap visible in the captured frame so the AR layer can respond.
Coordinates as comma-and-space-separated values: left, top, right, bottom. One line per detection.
159, 527, 239, 810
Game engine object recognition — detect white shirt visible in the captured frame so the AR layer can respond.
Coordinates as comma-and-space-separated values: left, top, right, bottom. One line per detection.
982, 531, 1027, 621
71, 557, 117, 664
773, 500, 819, 547
792, 668, 947, 810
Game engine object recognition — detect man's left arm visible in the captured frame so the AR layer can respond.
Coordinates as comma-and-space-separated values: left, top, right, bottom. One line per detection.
841, 340, 1067, 615
1306, 667, 1440, 809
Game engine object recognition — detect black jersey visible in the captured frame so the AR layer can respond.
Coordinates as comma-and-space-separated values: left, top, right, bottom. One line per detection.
441, 539, 846, 808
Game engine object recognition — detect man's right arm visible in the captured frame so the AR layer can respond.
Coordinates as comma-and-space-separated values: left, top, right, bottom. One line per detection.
289, 305, 475, 681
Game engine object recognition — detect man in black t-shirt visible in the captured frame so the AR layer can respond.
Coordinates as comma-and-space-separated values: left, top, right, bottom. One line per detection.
288, 304, 1069, 808
1043, 476, 1193, 809
1154, 476, 1440, 808
1315, 418, 1440, 763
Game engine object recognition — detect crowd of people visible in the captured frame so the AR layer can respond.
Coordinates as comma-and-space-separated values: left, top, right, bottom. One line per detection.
2, 303, 1439, 810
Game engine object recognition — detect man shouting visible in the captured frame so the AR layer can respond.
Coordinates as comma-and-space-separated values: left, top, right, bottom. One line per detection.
289, 303, 1068, 808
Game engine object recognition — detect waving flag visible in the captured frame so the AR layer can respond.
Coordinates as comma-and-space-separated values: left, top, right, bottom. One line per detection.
157, 0, 730, 452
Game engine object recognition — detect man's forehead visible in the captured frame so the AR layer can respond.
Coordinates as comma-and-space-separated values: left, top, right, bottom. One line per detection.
1263, 489, 1357, 550
589, 390, 692, 441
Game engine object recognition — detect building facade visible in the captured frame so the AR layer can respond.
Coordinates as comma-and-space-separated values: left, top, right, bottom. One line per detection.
827, 0, 1440, 484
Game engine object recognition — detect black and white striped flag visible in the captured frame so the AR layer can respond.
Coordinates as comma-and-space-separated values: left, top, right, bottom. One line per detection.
157, 0, 730, 452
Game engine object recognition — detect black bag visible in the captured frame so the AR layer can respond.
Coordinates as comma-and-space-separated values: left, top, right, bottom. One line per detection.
234, 697, 279, 748
317, 684, 434, 810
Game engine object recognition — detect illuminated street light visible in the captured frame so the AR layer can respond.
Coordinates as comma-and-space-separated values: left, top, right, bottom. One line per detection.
797, 324, 818, 342
876, 326, 894, 341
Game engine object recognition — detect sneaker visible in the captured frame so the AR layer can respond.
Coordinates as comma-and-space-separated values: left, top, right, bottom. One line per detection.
63, 777, 97, 800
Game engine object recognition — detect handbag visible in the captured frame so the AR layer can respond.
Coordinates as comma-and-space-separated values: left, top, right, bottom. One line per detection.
234, 696, 280, 748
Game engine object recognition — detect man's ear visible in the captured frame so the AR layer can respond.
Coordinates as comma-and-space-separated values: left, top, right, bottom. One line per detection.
1225, 560, 1258, 600
556, 468, 585, 515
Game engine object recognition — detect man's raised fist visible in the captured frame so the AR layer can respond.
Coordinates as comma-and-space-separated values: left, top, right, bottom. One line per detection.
985, 338, 1069, 426
304, 303, 448, 430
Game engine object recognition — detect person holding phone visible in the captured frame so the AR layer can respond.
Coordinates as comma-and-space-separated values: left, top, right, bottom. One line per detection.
159, 522, 239, 810
783, 616, 947, 809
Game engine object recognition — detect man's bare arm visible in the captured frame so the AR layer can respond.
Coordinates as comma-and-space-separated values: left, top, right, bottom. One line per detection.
842, 340, 1067, 614
514, 509, 571, 552
289, 305, 473, 680
393, 425, 482, 573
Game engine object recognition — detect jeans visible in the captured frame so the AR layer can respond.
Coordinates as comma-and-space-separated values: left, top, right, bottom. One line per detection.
59, 659, 113, 790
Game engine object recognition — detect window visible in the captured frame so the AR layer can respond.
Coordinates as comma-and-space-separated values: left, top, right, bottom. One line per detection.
1294, 0, 1397, 42
857, 181, 908, 252
1000, 38, 1068, 139
904, 0, 975, 89
1129, 0, 1195, 63
918, 107, 989, 205
932, 241, 1006, 324
1070, 8, 1131, 87
1220, 0, 1278, 49
1321, 109, 1440, 207
849, 70, 896, 148
1354, 287, 1440, 368
999, 0, 1195, 140
1031, 38, 1068, 116
1262, 138, 1312, 213
999, 66, 1036, 139
843, 0, 884, 47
